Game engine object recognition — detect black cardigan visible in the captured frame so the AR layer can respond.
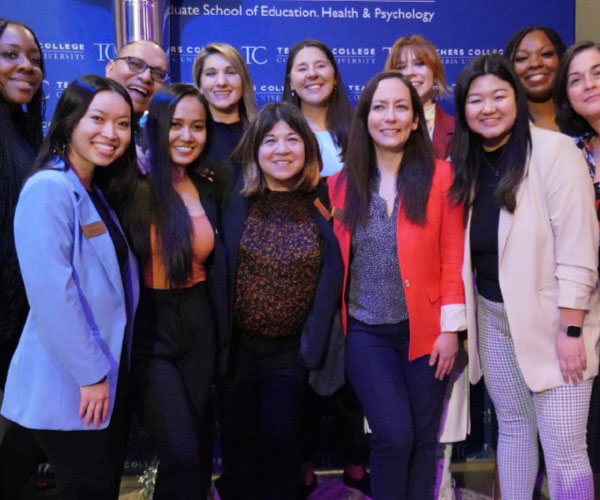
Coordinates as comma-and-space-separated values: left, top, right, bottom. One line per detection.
219, 169, 343, 376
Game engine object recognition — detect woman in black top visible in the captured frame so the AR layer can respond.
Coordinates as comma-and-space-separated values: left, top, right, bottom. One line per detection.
0, 18, 44, 390
118, 84, 227, 500
219, 102, 343, 500
0, 18, 46, 500
505, 26, 566, 131
192, 43, 257, 167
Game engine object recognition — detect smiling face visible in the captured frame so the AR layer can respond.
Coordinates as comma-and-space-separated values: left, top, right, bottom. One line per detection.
513, 30, 560, 103
0, 23, 42, 105
198, 53, 243, 121
257, 120, 306, 191
566, 47, 600, 128
289, 46, 336, 109
465, 74, 517, 148
105, 41, 167, 115
169, 95, 207, 169
395, 48, 435, 104
68, 90, 131, 178
367, 77, 418, 154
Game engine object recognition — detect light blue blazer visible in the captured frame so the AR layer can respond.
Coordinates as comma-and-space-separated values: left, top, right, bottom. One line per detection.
1, 159, 139, 430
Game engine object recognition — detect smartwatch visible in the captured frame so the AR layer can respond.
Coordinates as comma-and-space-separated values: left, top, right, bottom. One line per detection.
566, 325, 582, 338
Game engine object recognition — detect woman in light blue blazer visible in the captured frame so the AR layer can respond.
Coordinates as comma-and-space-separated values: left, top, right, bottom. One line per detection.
1, 75, 139, 500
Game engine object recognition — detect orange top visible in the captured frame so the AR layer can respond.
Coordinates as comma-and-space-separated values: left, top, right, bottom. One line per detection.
144, 213, 214, 289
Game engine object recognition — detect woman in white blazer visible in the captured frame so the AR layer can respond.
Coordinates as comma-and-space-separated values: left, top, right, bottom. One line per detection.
451, 54, 600, 500
1, 75, 139, 500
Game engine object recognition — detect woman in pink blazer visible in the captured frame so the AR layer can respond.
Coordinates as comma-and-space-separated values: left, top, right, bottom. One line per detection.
452, 54, 600, 500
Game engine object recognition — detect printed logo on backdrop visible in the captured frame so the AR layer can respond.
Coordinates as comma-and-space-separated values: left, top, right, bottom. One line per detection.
253, 82, 283, 105
171, 45, 205, 64
9, 0, 574, 124
347, 84, 365, 103
169, 3, 435, 23
42, 41, 86, 61
94, 43, 117, 62
380, 46, 505, 66
41, 79, 69, 100
276, 46, 376, 65
438, 47, 505, 66
171, 45, 267, 66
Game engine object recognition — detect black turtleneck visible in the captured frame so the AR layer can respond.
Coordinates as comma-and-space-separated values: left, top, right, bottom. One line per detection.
470, 147, 505, 303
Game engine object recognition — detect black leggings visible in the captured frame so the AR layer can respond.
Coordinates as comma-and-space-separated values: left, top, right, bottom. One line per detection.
131, 282, 216, 500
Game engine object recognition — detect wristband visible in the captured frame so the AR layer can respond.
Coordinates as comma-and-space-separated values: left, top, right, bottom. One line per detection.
566, 325, 582, 338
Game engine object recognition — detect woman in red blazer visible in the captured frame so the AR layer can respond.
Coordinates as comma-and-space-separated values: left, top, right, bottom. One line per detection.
328, 71, 465, 500
385, 34, 454, 160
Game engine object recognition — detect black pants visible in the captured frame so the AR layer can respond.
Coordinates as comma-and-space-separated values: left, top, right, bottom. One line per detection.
32, 376, 131, 500
132, 282, 216, 500
220, 336, 307, 500
0, 422, 46, 500
300, 382, 369, 468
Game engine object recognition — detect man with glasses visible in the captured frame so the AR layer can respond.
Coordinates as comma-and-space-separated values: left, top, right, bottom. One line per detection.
106, 40, 168, 119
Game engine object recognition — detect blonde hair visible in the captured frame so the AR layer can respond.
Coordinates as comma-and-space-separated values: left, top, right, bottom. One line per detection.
231, 102, 321, 196
385, 35, 450, 98
192, 42, 257, 124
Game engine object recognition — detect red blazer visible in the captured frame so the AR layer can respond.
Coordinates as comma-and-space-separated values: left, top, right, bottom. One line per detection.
432, 105, 455, 160
327, 160, 465, 360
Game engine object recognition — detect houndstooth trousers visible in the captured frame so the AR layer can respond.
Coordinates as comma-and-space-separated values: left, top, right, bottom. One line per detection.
477, 295, 594, 500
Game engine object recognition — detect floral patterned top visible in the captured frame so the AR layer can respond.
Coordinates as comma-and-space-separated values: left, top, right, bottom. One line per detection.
233, 190, 323, 339
576, 133, 600, 250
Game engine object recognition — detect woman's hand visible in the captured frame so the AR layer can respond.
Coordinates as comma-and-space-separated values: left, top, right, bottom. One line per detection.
79, 377, 110, 428
556, 331, 587, 384
430, 332, 459, 380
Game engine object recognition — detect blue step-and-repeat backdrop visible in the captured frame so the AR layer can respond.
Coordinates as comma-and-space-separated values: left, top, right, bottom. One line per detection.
5, 0, 575, 123
3, 0, 576, 473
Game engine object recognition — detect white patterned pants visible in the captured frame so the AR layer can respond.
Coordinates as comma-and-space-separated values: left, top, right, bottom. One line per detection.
477, 296, 594, 500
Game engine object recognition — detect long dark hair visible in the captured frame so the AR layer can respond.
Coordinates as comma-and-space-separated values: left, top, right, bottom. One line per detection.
123, 84, 213, 285
340, 72, 434, 232
282, 39, 352, 157
0, 19, 45, 259
555, 41, 600, 137
450, 55, 531, 213
32, 75, 136, 194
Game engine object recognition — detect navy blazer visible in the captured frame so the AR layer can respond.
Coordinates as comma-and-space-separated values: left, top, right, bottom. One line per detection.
2, 160, 139, 430
219, 170, 343, 374
193, 176, 228, 373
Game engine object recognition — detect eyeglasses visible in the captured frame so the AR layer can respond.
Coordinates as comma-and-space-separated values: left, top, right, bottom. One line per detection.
114, 56, 169, 83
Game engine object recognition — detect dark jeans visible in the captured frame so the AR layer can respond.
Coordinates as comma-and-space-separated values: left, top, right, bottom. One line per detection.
220, 336, 306, 500
32, 376, 131, 500
132, 282, 216, 500
346, 319, 448, 500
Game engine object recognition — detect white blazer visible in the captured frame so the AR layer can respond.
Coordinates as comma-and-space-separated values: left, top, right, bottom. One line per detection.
464, 126, 600, 392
